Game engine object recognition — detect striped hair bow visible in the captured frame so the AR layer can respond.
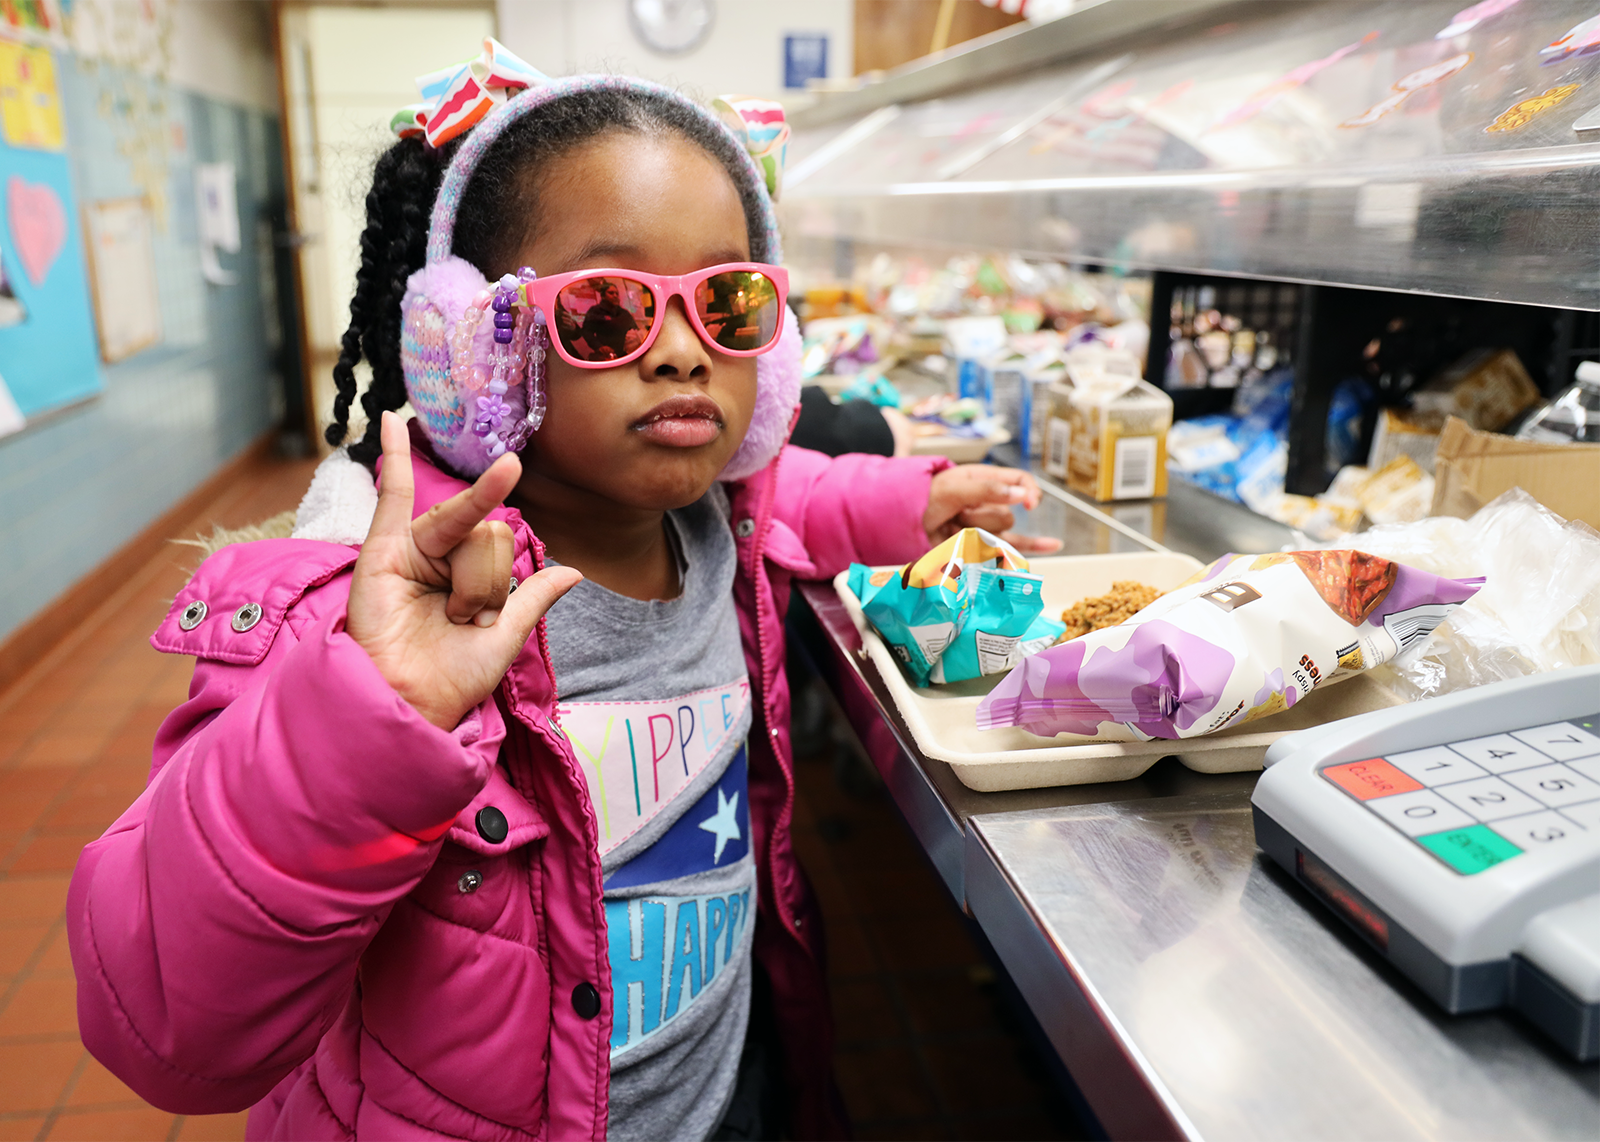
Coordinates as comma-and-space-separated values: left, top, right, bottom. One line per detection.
390, 38, 546, 149
713, 95, 789, 201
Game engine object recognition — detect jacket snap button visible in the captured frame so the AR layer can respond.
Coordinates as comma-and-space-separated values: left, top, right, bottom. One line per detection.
231, 602, 263, 633
475, 806, 509, 844
179, 600, 208, 631
571, 982, 601, 1020
735, 517, 756, 538
457, 870, 482, 894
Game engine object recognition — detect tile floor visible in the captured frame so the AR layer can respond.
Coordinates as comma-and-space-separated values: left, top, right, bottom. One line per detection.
0, 452, 1077, 1142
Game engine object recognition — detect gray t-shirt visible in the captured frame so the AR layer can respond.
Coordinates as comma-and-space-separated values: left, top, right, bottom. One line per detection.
543, 487, 755, 1142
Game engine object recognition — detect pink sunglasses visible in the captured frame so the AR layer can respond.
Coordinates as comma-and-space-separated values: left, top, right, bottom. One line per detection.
516, 262, 790, 369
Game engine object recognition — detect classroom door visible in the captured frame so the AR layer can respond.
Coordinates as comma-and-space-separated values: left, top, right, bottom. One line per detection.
275, 2, 495, 451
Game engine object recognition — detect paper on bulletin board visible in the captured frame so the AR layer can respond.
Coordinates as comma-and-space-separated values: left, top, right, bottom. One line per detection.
0, 122, 102, 436
0, 40, 64, 151
83, 196, 161, 362
195, 161, 239, 285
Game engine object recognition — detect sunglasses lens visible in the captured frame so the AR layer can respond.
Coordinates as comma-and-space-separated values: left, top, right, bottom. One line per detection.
553, 277, 656, 362
695, 271, 781, 353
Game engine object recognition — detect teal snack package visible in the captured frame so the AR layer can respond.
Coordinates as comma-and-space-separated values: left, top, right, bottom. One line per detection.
848, 528, 1057, 688
849, 562, 956, 686
933, 567, 1050, 683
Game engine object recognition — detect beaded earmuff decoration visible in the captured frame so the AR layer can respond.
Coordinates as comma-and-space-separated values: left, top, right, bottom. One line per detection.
456, 269, 546, 459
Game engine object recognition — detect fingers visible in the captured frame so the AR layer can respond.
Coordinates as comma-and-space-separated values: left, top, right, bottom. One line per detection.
413, 452, 523, 561
1002, 531, 1064, 554
444, 521, 515, 625
957, 466, 1041, 509
956, 504, 1018, 534
492, 565, 583, 652
368, 412, 417, 542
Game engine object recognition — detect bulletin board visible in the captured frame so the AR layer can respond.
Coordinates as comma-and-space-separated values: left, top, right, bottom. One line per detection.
0, 36, 102, 434
83, 196, 160, 361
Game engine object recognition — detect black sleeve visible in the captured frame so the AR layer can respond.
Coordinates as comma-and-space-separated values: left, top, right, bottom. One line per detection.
788, 385, 896, 458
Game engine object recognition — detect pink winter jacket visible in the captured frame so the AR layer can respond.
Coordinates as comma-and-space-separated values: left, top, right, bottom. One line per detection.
68, 437, 949, 1141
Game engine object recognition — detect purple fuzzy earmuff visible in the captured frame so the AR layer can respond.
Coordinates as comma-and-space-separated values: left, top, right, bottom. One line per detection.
399, 75, 801, 481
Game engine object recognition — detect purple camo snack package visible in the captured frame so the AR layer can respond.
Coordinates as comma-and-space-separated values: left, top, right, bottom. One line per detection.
976, 550, 1484, 742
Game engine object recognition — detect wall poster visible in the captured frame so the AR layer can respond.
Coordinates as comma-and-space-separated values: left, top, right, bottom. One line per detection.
0, 20, 101, 439
83, 196, 160, 361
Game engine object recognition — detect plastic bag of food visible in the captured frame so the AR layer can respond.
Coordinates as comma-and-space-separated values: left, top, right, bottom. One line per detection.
976, 551, 1483, 741
1323, 488, 1600, 701
848, 529, 1064, 687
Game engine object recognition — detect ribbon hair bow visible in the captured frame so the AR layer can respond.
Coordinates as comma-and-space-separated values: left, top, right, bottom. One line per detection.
391, 37, 546, 149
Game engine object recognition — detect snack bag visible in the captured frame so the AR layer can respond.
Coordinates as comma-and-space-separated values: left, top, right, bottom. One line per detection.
848, 529, 1062, 686
976, 550, 1483, 740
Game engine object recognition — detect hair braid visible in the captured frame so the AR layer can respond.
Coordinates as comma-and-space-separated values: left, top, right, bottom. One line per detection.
326, 137, 452, 466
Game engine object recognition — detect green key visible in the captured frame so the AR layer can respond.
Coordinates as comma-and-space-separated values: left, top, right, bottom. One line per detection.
1417, 825, 1522, 875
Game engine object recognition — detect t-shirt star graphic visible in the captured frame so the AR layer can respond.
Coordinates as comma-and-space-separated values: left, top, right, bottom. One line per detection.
697, 789, 741, 864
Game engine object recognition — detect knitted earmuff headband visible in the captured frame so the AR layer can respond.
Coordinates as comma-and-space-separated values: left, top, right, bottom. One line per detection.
399, 67, 800, 481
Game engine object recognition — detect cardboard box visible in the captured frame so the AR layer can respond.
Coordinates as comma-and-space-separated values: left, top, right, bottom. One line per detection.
1431, 416, 1600, 528
1414, 348, 1541, 432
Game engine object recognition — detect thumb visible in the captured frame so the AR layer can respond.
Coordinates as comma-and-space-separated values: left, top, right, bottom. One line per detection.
490, 565, 583, 655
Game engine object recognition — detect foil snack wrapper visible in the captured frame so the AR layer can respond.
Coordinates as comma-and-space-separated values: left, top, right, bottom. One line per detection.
848, 529, 1065, 687
976, 550, 1484, 741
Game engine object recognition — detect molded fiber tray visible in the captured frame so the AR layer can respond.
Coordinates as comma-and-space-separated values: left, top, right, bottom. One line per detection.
834, 552, 1403, 792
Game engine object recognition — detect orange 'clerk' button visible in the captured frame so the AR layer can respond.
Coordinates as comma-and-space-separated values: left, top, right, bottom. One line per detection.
1322, 758, 1424, 801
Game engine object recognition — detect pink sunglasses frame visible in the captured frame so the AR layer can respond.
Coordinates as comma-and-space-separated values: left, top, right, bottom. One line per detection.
515, 262, 790, 369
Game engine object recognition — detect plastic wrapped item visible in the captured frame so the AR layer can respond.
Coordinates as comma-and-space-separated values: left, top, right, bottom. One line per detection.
801, 315, 886, 378
1516, 361, 1600, 444
848, 529, 1064, 687
839, 372, 901, 407
1328, 488, 1600, 702
1356, 455, 1434, 526
976, 550, 1482, 741
1324, 377, 1375, 476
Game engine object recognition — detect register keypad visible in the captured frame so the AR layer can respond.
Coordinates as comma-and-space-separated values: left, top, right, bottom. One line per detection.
1320, 716, 1600, 875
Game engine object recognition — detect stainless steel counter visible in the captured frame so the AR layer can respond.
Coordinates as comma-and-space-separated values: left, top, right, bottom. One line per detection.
967, 796, 1600, 1140
792, 478, 1600, 1140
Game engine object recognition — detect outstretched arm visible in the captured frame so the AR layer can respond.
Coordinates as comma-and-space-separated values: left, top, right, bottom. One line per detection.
771, 444, 1060, 579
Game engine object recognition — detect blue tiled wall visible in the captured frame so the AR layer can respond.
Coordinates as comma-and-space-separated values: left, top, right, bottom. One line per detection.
0, 66, 285, 645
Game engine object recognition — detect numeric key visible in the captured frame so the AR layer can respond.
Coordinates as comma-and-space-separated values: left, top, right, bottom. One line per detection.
1448, 733, 1550, 774
1509, 722, 1600, 763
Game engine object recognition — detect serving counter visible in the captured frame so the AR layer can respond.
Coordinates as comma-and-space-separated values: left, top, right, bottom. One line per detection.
790, 475, 1600, 1141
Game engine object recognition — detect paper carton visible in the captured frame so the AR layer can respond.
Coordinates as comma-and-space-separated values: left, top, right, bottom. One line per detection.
1044, 376, 1172, 501
1431, 416, 1600, 527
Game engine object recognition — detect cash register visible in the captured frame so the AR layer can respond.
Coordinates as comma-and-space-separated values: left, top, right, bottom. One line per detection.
1253, 666, 1600, 1061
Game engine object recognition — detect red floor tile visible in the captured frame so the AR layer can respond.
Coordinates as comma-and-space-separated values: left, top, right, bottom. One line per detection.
42, 1105, 177, 1140
172, 1112, 251, 1141
0, 1117, 48, 1141
0, 974, 78, 1037
64, 1054, 145, 1108
6, 834, 100, 876
0, 1039, 82, 1115
0, 921, 51, 975
0, 876, 71, 923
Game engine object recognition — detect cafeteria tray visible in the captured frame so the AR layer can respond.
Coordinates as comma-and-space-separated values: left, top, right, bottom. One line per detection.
834, 552, 1404, 791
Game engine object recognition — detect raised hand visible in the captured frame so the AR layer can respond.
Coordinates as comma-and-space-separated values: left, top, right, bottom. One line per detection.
346, 412, 582, 730
922, 464, 1064, 555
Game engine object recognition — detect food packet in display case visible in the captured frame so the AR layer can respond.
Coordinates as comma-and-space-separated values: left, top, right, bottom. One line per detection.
848, 529, 1065, 688
976, 551, 1483, 741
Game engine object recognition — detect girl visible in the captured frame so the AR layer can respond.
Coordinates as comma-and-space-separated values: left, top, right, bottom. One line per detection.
67, 67, 1055, 1142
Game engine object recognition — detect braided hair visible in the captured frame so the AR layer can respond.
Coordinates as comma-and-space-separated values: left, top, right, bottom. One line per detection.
326, 87, 771, 467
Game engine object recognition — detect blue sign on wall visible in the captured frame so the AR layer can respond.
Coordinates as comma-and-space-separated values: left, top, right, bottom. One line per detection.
784, 34, 828, 90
